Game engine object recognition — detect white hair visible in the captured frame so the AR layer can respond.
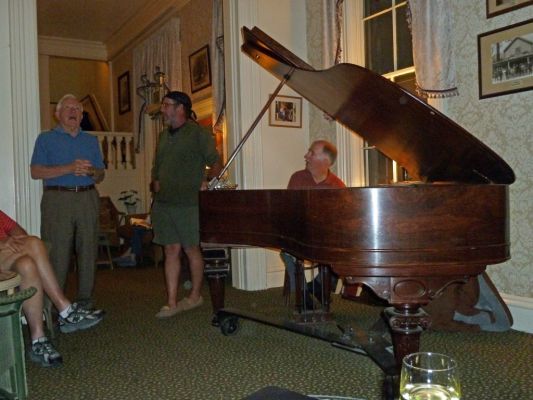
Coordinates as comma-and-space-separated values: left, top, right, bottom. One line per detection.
56, 94, 83, 113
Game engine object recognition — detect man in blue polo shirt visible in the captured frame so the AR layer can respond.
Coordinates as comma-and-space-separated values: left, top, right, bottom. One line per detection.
31, 94, 105, 310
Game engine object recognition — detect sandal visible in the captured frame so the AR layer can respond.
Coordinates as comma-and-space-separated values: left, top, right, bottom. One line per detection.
176, 296, 204, 313
155, 305, 179, 319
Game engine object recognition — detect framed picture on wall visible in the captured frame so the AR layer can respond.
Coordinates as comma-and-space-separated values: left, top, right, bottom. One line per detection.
80, 94, 110, 131
486, 0, 533, 18
118, 71, 131, 114
189, 45, 212, 93
268, 95, 302, 128
478, 18, 533, 99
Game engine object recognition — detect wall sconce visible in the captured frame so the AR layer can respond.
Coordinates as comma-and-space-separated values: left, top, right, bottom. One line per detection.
136, 66, 170, 116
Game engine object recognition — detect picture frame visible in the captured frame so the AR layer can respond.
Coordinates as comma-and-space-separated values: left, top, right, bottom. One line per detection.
189, 45, 212, 93
268, 95, 302, 128
486, 0, 533, 18
478, 18, 533, 99
79, 94, 110, 131
117, 71, 131, 115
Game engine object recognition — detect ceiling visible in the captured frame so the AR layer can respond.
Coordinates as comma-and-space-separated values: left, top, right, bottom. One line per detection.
37, 0, 150, 42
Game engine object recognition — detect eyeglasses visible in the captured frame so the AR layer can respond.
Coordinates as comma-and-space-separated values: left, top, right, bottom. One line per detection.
161, 101, 177, 108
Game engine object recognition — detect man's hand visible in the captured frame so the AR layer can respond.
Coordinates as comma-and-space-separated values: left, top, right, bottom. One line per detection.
72, 159, 93, 176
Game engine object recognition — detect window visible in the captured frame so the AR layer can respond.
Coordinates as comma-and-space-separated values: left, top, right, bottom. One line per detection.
362, 0, 419, 186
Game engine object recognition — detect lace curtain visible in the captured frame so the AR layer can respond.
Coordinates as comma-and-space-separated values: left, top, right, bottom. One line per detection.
407, 0, 458, 98
132, 17, 182, 149
322, 0, 344, 68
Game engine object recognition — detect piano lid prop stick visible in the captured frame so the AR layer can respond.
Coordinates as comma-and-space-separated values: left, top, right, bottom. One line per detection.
208, 67, 295, 190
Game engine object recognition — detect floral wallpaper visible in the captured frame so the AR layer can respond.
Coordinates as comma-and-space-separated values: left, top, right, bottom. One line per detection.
447, 1, 533, 297
305, 0, 532, 297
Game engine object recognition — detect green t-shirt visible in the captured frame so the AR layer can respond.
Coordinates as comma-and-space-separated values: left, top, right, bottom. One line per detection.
152, 121, 219, 206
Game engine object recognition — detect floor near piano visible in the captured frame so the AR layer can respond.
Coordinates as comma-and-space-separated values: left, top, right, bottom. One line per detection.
24, 267, 531, 400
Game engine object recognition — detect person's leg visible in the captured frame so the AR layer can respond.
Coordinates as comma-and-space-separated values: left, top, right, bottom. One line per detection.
1, 249, 62, 367
131, 226, 147, 261
163, 243, 182, 309
40, 191, 74, 291
280, 252, 298, 292
74, 190, 99, 304
183, 245, 204, 302
20, 236, 70, 313
12, 255, 46, 340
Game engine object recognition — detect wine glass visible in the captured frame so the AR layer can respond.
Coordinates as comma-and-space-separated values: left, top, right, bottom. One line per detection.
399, 352, 462, 400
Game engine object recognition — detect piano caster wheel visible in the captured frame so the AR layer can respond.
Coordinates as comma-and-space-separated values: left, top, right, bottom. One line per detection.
220, 316, 240, 336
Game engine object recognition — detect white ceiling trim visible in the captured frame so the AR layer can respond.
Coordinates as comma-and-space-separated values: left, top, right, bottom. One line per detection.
38, 36, 107, 60
106, 0, 190, 59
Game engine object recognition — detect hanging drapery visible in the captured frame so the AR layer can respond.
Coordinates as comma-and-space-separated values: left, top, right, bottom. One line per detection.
132, 17, 182, 150
211, 0, 225, 133
407, 0, 458, 98
322, 0, 345, 68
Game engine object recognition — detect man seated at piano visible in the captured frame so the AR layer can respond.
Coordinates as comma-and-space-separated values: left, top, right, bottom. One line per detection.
280, 140, 345, 308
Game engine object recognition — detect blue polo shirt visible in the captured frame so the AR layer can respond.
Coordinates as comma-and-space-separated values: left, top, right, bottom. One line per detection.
31, 126, 104, 187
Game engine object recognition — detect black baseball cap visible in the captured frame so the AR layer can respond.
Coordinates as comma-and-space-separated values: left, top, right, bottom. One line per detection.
164, 91, 192, 110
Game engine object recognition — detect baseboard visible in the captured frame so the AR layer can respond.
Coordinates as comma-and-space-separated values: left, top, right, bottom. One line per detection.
501, 293, 533, 334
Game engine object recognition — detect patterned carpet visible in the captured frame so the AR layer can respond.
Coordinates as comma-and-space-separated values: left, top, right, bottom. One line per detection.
24, 267, 532, 400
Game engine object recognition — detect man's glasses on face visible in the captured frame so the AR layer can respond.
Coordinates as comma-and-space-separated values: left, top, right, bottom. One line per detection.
161, 101, 178, 108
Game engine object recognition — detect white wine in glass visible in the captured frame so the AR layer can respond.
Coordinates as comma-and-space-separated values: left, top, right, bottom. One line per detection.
400, 352, 461, 400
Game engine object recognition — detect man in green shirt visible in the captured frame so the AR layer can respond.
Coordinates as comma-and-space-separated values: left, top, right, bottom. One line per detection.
152, 91, 222, 318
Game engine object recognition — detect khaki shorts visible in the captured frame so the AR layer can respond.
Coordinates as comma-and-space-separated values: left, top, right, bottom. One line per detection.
151, 202, 200, 247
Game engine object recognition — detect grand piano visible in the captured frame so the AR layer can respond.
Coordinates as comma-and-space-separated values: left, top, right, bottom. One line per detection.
199, 27, 514, 396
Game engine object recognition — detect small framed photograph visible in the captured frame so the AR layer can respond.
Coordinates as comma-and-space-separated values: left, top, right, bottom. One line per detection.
117, 71, 131, 115
189, 45, 212, 93
486, 0, 533, 18
268, 95, 302, 128
478, 18, 533, 99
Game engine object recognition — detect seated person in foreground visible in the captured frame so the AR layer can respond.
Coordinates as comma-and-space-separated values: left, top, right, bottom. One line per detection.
280, 140, 345, 305
0, 210, 104, 367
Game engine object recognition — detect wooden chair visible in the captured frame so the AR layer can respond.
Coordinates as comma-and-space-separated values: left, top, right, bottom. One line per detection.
98, 197, 125, 269
99, 196, 125, 248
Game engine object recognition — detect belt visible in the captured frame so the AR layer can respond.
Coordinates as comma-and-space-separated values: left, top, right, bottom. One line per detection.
44, 185, 95, 192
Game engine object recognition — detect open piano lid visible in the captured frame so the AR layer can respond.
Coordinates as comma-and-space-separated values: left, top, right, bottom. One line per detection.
242, 26, 515, 184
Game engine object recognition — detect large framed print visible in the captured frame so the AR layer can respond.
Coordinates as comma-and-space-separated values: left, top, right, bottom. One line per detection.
486, 0, 533, 18
478, 18, 533, 99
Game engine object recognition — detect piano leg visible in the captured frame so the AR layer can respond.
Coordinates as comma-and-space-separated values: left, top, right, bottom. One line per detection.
384, 305, 432, 367
206, 272, 227, 326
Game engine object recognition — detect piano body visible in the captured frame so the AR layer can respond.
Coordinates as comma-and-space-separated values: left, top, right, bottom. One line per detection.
199, 27, 514, 391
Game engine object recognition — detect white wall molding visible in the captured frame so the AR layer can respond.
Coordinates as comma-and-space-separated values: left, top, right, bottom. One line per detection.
501, 293, 533, 334
38, 36, 107, 60
9, 0, 42, 234
0, 0, 16, 217
105, 0, 189, 59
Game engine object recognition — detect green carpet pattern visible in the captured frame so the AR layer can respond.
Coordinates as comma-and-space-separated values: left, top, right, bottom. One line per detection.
25, 268, 532, 400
